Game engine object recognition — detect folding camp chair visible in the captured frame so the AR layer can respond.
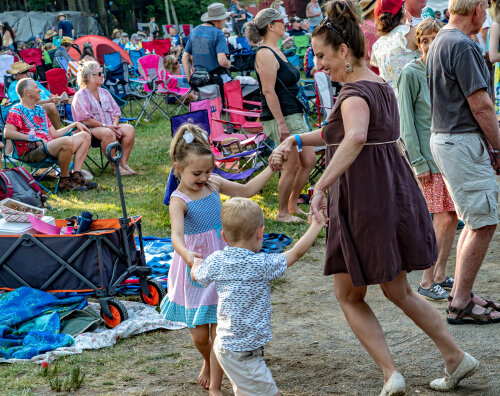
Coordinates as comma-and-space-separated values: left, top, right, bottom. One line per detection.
314, 71, 335, 127
128, 48, 145, 77
103, 52, 124, 74
153, 39, 170, 57
223, 80, 263, 133
19, 48, 43, 73
141, 41, 154, 54
45, 68, 76, 96
136, 54, 191, 118
292, 35, 310, 58
175, 107, 265, 182
0, 54, 15, 86
1, 104, 66, 194
104, 62, 153, 126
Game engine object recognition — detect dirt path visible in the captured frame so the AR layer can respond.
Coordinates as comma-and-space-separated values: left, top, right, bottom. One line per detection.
84, 225, 499, 396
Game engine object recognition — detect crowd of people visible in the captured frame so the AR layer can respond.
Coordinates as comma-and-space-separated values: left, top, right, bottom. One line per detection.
0, 0, 499, 395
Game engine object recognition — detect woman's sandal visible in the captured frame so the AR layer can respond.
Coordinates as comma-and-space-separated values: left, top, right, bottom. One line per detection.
447, 300, 500, 325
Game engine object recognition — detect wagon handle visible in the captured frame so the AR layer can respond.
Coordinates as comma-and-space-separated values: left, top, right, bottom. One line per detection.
106, 141, 123, 164
106, 142, 128, 221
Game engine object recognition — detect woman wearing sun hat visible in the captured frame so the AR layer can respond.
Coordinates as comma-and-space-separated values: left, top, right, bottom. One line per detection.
181, 2, 232, 101
359, 0, 379, 74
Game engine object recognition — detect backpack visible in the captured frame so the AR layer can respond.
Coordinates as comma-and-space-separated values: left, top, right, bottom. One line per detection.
0, 167, 47, 208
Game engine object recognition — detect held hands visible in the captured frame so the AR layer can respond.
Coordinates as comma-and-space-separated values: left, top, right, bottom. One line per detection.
270, 136, 296, 170
417, 171, 431, 185
310, 210, 327, 229
185, 251, 203, 269
309, 188, 328, 225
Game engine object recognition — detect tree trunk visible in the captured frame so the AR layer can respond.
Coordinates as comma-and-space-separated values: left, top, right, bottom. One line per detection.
96, 0, 109, 36
170, 0, 178, 27
67, 0, 77, 11
82, 0, 90, 12
164, 0, 171, 25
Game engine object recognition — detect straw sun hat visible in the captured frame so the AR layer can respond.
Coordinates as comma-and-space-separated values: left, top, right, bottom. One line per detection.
359, 0, 377, 17
7, 61, 33, 75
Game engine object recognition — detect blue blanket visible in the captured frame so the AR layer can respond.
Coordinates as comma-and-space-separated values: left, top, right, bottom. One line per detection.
0, 287, 87, 359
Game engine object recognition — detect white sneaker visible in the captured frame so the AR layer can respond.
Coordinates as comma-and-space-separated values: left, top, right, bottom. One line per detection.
380, 372, 406, 396
430, 352, 479, 391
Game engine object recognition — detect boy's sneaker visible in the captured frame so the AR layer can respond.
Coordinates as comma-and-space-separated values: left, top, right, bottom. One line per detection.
71, 171, 98, 190
436, 276, 454, 291
59, 176, 88, 192
418, 283, 449, 301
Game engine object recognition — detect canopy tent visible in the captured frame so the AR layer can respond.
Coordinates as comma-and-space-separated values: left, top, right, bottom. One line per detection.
0, 11, 103, 43
68, 35, 131, 65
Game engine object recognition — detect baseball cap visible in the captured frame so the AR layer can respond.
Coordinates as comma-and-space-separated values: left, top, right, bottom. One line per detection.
374, 0, 405, 19
290, 16, 302, 23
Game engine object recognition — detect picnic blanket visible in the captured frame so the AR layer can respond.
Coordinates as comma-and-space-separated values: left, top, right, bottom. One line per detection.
0, 287, 87, 360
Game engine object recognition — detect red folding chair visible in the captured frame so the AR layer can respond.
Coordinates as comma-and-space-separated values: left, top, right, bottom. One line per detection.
141, 41, 154, 54
19, 48, 43, 73
46, 68, 76, 96
181, 25, 192, 37
223, 80, 263, 133
153, 39, 170, 57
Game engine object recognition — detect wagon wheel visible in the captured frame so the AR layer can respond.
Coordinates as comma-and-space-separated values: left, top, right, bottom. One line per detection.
101, 299, 128, 329
140, 279, 167, 306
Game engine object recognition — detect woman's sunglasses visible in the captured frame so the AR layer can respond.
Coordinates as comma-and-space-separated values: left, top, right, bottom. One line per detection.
317, 16, 343, 37
92, 71, 103, 77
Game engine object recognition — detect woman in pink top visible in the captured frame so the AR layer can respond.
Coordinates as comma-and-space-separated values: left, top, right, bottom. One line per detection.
72, 61, 137, 175
359, 0, 379, 74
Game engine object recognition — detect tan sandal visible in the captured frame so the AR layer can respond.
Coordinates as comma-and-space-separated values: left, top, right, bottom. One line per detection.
447, 300, 500, 325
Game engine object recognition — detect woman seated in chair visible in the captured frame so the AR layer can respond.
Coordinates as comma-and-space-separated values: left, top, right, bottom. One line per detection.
71, 61, 137, 175
163, 55, 197, 103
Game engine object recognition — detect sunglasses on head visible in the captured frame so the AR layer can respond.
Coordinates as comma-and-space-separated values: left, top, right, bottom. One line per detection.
318, 16, 343, 38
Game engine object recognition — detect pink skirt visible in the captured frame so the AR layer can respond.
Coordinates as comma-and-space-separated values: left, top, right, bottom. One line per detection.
421, 173, 455, 214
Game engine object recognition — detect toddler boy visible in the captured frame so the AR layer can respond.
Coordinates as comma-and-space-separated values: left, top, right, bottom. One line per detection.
190, 197, 325, 396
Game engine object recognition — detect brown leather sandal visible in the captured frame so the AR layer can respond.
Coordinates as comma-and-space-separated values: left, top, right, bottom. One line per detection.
447, 300, 500, 325
447, 293, 500, 313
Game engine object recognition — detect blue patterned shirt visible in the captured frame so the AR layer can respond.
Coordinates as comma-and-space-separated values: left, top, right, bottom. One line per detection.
194, 247, 287, 351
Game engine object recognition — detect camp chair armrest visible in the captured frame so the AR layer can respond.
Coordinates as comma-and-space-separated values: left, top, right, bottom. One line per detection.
227, 104, 262, 113
223, 107, 260, 119
242, 100, 262, 107
211, 118, 243, 128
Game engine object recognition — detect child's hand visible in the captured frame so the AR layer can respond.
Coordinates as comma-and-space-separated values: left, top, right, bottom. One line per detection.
310, 211, 327, 228
186, 251, 203, 269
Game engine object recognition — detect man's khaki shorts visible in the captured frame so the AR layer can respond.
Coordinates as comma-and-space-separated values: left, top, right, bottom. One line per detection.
18, 146, 55, 163
430, 132, 499, 230
261, 112, 309, 146
213, 337, 278, 396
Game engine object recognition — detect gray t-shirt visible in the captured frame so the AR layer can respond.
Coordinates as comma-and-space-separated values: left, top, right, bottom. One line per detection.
427, 28, 490, 134
184, 25, 228, 73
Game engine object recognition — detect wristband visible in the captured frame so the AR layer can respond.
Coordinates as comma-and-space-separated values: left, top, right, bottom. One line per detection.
102, 123, 106, 128
294, 134, 303, 152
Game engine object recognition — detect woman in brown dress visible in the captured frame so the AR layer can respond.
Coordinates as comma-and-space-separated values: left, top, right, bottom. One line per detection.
272, 0, 477, 394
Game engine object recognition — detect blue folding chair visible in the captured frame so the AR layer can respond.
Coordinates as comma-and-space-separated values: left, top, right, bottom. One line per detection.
103, 52, 124, 74
128, 49, 145, 77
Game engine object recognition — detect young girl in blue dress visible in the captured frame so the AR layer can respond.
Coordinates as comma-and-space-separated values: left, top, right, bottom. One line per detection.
161, 124, 278, 395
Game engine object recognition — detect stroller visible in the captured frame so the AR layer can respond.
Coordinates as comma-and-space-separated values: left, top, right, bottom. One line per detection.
0, 143, 166, 328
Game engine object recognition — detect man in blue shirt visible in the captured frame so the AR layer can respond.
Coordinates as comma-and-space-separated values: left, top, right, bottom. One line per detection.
57, 13, 74, 38
182, 3, 232, 99
7, 61, 65, 129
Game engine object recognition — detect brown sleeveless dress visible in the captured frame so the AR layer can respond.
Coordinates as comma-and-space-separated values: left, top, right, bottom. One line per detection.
323, 80, 437, 287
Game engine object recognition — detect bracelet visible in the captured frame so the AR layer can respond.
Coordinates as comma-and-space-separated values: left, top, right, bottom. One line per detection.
311, 191, 326, 199
294, 134, 303, 152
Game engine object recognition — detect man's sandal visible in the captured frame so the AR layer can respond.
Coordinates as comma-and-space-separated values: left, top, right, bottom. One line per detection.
447, 293, 500, 314
447, 300, 500, 325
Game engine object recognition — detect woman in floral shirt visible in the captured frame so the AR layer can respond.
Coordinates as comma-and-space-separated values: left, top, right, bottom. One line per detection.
72, 61, 137, 175
370, 0, 420, 99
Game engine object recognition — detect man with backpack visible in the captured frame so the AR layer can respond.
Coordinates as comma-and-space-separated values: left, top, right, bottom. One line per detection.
4, 78, 97, 192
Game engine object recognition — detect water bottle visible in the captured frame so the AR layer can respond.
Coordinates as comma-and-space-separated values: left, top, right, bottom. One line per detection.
73, 211, 95, 234
28, 129, 36, 150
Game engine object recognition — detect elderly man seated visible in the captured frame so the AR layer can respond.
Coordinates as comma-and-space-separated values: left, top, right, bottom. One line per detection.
7, 61, 67, 129
4, 78, 97, 192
